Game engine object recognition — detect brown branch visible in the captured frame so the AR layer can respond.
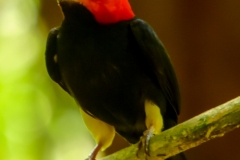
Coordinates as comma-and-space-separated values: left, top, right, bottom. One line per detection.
99, 96, 240, 160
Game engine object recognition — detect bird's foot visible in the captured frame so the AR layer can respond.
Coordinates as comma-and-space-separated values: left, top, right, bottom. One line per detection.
85, 156, 95, 160
137, 126, 155, 160
85, 144, 102, 160
85, 152, 96, 160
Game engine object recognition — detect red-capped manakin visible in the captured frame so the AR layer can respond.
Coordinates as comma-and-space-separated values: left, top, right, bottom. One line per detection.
45, 0, 186, 159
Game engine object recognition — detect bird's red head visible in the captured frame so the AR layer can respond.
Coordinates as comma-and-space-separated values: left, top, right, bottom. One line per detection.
78, 0, 135, 24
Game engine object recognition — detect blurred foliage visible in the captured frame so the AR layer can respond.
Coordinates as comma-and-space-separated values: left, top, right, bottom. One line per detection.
0, 0, 94, 159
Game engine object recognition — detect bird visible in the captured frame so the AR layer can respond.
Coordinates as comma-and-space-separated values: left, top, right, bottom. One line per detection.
45, 0, 186, 159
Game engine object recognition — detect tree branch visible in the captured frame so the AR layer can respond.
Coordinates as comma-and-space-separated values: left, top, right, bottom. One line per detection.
99, 96, 240, 160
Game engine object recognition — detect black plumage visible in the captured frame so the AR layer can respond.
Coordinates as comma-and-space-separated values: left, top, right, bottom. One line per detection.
45, 1, 185, 159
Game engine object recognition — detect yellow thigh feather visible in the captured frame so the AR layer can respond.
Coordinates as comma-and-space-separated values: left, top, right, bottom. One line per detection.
79, 108, 115, 151
144, 99, 164, 134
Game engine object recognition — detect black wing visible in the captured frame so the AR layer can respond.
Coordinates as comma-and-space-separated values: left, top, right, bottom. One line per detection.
45, 27, 69, 93
130, 18, 180, 115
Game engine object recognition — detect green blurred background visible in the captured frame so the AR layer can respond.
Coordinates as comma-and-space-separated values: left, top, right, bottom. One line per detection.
1, 0, 240, 160
0, 0, 94, 160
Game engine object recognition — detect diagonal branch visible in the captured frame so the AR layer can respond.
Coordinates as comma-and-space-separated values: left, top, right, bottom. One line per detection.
99, 96, 240, 160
